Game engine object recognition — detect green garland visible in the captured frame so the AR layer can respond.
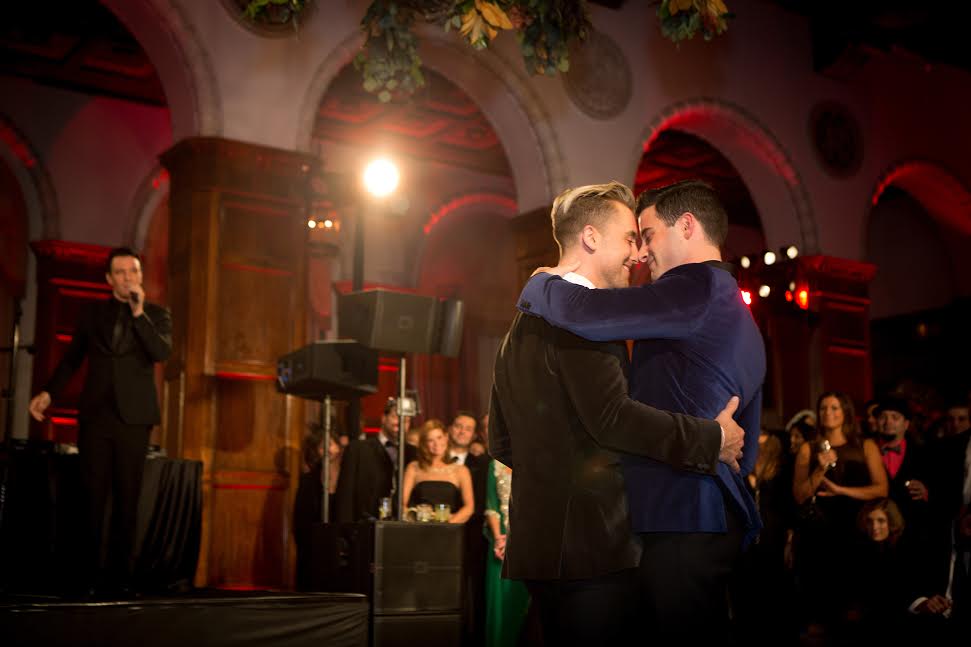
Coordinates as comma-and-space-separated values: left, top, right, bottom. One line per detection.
356, 0, 590, 102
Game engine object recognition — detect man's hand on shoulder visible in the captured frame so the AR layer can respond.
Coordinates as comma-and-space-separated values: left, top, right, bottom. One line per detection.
715, 396, 743, 473
530, 260, 580, 278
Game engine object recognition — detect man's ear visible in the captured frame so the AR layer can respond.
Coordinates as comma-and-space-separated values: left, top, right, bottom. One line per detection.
580, 224, 598, 251
679, 212, 696, 240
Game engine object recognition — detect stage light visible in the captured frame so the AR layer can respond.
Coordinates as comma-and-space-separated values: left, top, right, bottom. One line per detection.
785, 290, 793, 302
786, 245, 799, 259
307, 219, 317, 229
764, 251, 777, 266
789, 281, 796, 292
740, 256, 751, 269
323, 219, 334, 229
363, 158, 399, 198
796, 289, 810, 310
758, 285, 771, 298
740, 289, 752, 306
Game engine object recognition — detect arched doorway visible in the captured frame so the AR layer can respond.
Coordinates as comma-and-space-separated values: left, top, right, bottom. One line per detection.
0, 156, 28, 441
634, 99, 816, 254
867, 162, 971, 400
311, 62, 518, 426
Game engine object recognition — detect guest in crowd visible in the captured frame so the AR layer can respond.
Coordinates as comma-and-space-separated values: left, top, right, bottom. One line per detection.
874, 395, 941, 551
293, 425, 344, 590
401, 419, 474, 523
483, 459, 530, 647
334, 398, 416, 522
735, 430, 799, 645
844, 498, 911, 642
792, 391, 887, 637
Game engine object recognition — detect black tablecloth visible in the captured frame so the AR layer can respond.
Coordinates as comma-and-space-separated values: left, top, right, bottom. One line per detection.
0, 445, 202, 594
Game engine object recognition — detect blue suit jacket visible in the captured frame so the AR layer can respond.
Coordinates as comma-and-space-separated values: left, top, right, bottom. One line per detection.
518, 261, 766, 539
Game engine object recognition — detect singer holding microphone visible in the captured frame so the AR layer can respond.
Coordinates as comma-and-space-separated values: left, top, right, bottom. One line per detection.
28, 247, 172, 597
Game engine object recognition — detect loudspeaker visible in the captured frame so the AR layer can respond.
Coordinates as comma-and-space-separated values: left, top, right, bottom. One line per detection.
311, 521, 464, 614
338, 290, 465, 356
372, 613, 462, 647
276, 341, 378, 400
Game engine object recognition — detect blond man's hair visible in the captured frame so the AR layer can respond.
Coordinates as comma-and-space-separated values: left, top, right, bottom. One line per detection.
550, 181, 635, 254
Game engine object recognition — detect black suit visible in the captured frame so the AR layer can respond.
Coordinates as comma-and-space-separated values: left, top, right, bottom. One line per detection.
44, 297, 171, 589
489, 312, 721, 642
334, 434, 416, 522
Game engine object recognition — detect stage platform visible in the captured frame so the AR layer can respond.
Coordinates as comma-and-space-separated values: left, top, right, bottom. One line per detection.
0, 590, 369, 647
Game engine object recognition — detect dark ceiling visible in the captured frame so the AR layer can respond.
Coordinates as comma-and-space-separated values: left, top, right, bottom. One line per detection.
771, 0, 971, 75
0, 0, 164, 105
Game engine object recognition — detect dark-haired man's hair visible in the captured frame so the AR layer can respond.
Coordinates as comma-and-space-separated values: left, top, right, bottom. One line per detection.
452, 410, 477, 426
550, 181, 635, 254
105, 247, 141, 274
635, 180, 728, 247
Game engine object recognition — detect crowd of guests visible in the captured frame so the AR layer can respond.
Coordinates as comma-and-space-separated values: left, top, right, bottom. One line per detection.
738, 390, 970, 645
294, 389, 970, 646
294, 400, 530, 647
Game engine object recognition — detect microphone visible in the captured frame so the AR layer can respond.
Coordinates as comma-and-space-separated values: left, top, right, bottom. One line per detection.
129, 291, 140, 305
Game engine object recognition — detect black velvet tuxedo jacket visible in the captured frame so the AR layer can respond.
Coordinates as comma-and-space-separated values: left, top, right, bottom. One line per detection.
334, 434, 416, 522
45, 297, 172, 426
489, 312, 722, 581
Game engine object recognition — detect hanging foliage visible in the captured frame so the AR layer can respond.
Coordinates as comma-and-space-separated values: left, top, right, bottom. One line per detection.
355, 0, 591, 102
657, 0, 732, 44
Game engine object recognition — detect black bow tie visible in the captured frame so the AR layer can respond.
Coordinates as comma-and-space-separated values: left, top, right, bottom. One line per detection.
880, 444, 902, 455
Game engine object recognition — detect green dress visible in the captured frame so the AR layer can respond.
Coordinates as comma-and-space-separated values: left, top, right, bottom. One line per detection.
483, 459, 530, 647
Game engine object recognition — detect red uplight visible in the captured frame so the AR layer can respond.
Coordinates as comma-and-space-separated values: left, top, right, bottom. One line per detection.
785, 290, 793, 302
740, 289, 752, 306
796, 289, 810, 310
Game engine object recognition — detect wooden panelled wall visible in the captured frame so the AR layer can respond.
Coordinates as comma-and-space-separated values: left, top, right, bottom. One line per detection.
161, 137, 317, 589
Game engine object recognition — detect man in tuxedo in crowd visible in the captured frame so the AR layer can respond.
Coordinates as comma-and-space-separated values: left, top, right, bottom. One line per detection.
516, 180, 765, 642
334, 398, 416, 522
28, 247, 171, 596
490, 181, 745, 644
448, 410, 489, 646
875, 396, 941, 548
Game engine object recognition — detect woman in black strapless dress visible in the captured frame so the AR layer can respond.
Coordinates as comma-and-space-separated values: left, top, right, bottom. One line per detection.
401, 419, 474, 523
792, 391, 888, 639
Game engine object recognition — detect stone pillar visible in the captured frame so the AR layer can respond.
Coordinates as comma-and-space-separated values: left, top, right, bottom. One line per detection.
160, 137, 318, 589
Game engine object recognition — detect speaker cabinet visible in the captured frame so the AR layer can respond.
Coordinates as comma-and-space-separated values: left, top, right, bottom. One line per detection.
338, 290, 465, 356
311, 521, 464, 614
372, 613, 462, 647
276, 340, 378, 400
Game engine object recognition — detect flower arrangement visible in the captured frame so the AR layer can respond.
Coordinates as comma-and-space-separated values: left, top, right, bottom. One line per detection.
657, 0, 731, 44
355, 0, 590, 102
242, 0, 311, 28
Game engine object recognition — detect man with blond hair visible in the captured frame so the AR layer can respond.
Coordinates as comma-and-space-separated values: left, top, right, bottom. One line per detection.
490, 181, 744, 643
518, 179, 766, 641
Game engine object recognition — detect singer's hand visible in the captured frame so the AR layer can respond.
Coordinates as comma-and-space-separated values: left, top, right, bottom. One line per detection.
29, 391, 51, 421
128, 284, 145, 317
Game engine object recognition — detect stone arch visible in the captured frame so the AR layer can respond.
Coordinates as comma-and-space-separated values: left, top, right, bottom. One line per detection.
0, 114, 59, 241
410, 191, 518, 287
632, 98, 818, 253
102, 0, 222, 139
869, 160, 971, 237
295, 25, 564, 212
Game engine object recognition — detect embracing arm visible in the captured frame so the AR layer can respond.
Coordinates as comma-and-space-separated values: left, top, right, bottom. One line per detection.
517, 269, 711, 342
557, 334, 721, 474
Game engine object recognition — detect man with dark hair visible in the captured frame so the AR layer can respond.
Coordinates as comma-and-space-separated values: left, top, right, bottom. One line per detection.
515, 179, 765, 641
29, 247, 171, 596
491, 181, 745, 643
334, 397, 416, 522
